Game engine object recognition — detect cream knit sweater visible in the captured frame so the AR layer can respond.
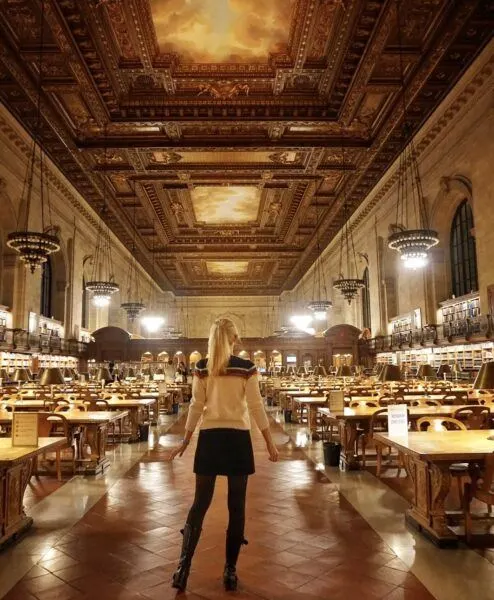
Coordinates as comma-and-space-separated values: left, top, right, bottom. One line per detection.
184, 356, 270, 432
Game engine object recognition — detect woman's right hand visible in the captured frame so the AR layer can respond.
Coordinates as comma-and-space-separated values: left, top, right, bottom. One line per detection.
267, 440, 279, 462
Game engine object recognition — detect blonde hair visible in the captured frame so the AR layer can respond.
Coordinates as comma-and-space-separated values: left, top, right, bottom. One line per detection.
207, 318, 239, 376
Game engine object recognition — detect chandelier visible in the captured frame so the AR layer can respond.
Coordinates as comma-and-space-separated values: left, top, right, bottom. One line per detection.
307, 198, 332, 319
387, 2, 439, 269
140, 220, 164, 335
121, 185, 145, 321
333, 149, 365, 304
7, 0, 60, 272
85, 140, 119, 307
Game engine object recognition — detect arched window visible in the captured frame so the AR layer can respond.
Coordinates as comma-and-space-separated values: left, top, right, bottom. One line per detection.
450, 201, 478, 297
40, 257, 52, 318
361, 267, 371, 330
82, 276, 88, 329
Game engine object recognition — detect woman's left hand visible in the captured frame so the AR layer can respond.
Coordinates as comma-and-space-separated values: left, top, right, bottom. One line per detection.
169, 442, 189, 460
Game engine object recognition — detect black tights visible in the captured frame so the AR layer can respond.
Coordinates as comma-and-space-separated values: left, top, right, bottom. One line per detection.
186, 474, 248, 540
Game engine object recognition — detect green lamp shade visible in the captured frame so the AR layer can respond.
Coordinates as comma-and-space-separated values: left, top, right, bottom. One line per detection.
336, 365, 352, 377
13, 368, 30, 382
417, 364, 436, 379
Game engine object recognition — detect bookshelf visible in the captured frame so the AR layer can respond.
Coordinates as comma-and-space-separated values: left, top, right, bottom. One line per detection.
439, 293, 480, 325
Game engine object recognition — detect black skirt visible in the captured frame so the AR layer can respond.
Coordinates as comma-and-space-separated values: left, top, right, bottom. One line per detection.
194, 428, 255, 476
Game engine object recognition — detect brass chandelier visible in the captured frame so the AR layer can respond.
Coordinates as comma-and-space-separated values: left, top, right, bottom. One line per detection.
387, 0, 439, 269
7, 0, 60, 272
121, 185, 145, 321
333, 148, 364, 305
307, 197, 332, 320
85, 166, 119, 306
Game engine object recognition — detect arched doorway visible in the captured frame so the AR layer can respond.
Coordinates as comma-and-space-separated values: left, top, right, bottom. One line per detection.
253, 350, 266, 372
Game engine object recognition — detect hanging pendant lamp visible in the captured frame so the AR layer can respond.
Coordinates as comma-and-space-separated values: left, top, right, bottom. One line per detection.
387, 0, 439, 269
333, 148, 365, 305
7, 0, 60, 272
85, 137, 119, 307
121, 185, 145, 321
307, 197, 332, 320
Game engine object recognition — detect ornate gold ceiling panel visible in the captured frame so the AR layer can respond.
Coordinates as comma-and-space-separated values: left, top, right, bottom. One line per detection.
0, 0, 492, 295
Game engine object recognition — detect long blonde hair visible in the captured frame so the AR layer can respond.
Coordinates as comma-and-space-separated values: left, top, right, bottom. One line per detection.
207, 318, 239, 376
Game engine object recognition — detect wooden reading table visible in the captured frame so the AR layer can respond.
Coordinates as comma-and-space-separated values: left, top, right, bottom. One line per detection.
374, 429, 494, 546
0, 437, 67, 548
318, 405, 493, 471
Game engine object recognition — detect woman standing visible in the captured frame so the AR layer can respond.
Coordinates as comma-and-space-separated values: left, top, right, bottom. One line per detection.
169, 318, 278, 591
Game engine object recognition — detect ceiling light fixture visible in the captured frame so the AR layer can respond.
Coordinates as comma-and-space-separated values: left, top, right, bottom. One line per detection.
307, 196, 333, 319
387, 0, 439, 269
121, 182, 145, 322
85, 130, 119, 307
333, 148, 365, 304
7, 0, 60, 272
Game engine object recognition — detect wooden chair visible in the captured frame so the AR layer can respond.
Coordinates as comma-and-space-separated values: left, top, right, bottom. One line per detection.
453, 406, 490, 430
417, 416, 468, 507
349, 400, 379, 408
377, 395, 395, 407
83, 398, 109, 411
36, 413, 76, 480
410, 398, 441, 407
463, 453, 494, 543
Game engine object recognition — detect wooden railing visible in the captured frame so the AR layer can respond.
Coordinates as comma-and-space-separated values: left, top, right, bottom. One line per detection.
366, 314, 493, 354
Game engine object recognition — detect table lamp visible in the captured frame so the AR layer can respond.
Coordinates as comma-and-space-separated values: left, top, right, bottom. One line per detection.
336, 365, 352, 377
40, 367, 65, 400
436, 364, 452, 380
313, 365, 327, 377
473, 362, 494, 391
62, 367, 73, 382
96, 367, 112, 386
13, 368, 30, 385
378, 364, 402, 382
0, 368, 10, 382
417, 364, 436, 380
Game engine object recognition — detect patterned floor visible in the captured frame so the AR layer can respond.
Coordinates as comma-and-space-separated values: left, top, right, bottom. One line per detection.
3, 418, 435, 599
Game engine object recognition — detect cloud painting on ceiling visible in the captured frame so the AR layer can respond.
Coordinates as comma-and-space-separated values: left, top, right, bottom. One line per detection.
191, 185, 261, 224
150, 0, 295, 63
207, 261, 249, 276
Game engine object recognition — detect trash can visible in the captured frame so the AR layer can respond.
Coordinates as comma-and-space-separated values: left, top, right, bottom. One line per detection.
138, 423, 150, 442
323, 441, 341, 467
283, 409, 292, 423
172, 402, 179, 415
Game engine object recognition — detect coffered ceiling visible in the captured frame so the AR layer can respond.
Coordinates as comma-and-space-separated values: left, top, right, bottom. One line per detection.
0, 0, 492, 295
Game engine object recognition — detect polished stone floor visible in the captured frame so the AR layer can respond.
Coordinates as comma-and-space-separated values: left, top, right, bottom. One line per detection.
1, 412, 494, 599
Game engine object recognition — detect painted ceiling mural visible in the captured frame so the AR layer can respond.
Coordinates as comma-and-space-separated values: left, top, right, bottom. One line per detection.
150, 0, 295, 62
191, 186, 261, 224
0, 0, 491, 295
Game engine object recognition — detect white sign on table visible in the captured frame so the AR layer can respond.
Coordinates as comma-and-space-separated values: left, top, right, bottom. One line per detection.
328, 390, 345, 413
12, 412, 39, 447
387, 404, 409, 436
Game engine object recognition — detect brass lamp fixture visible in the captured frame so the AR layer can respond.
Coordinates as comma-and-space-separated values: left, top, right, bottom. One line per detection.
0, 368, 10, 381
378, 364, 402, 382
13, 368, 30, 383
417, 364, 436, 379
121, 184, 145, 322
336, 365, 352, 377
473, 362, 494, 390
333, 148, 365, 305
436, 364, 452, 378
7, 0, 60, 272
307, 197, 333, 320
39, 367, 65, 386
96, 367, 112, 383
387, 1, 439, 269
85, 134, 119, 307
